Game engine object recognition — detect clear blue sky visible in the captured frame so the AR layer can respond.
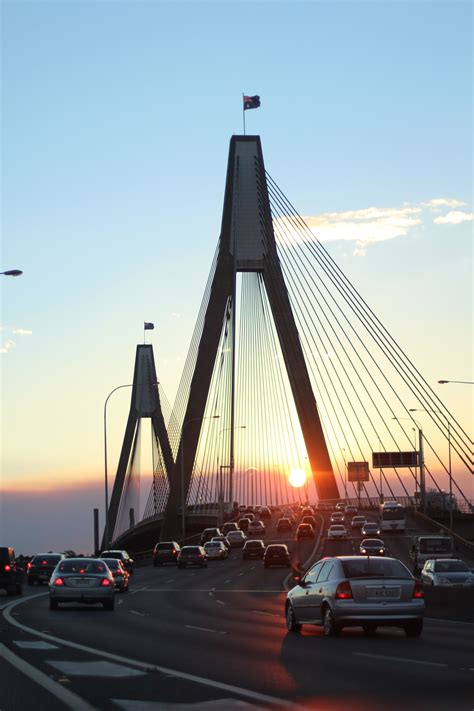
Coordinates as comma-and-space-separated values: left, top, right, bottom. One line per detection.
1, 1, 472, 553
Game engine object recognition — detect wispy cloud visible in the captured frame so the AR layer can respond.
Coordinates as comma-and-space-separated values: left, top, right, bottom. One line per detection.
274, 197, 471, 257
0, 339, 16, 354
13, 328, 33, 336
433, 211, 473, 225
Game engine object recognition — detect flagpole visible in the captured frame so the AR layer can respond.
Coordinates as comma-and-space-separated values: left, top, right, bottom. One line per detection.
242, 93, 246, 135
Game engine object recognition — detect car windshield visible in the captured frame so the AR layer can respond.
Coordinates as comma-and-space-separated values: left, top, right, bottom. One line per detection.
58, 560, 107, 574
364, 523, 378, 528
419, 539, 452, 553
362, 539, 384, 546
331, 525, 345, 531
434, 560, 469, 572
342, 558, 411, 579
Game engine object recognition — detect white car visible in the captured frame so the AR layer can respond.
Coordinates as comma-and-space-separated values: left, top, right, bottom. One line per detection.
361, 521, 381, 537
203, 541, 228, 560
248, 520, 266, 536
421, 559, 474, 587
327, 524, 348, 540
226, 530, 247, 547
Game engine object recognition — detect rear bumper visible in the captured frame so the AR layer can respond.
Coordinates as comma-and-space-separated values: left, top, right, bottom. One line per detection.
50, 588, 114, 603
333, 599, 425, 624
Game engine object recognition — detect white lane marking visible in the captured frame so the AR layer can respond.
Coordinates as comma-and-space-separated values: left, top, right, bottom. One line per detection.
185, 625, 227, 635
353, 652, 448, 668
215, 600, 225, 606
0, 642, 95, 711
13, 640, 58, 650
118, 600, 124, 605
112, 699, 266, 710
47, 660, 146, 677
130, 587, 148, 595
130, 610, 148, 617
251, 610, 280, 618
238, 572, 244, 576
208, 591, 214, 597
166, 579, 176, 583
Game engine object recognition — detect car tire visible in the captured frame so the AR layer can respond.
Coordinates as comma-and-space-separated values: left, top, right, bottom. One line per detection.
49, 599, 58, 610
405, 620, 423, 637
103, 599, 115, 611
323, 606, 340, 637
286, 603, 301, 633
362, 623, 377, 636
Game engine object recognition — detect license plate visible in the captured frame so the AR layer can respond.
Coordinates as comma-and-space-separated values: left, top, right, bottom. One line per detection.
39, 574, 49, 579
368, 587, 400, 598
68, 578, 96, 587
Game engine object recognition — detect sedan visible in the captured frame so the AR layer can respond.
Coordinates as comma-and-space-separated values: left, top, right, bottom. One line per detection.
277, 518, 292, 532
27, 553, 66, 585
100, 550, 134, 574
49, 558, 115, 610
330, 512, 345, 524
359, 539, 387, 556
203, 541, 228, 560
421, 559, 474, 587
177, 546, 208, 568
345, 505, 358, 515
296, 523, 315, 540
100, 558, 130, 591
264, 544, 291, 568
361, 522, 381, 537
302, 515, 317, 527
242, 540, 265, 560
248, 520, 266, 536
351, 516, 367, 529
328, 525, 348, 540
226, 530, 247, 547
211, 535, 231, 550
285, 555, 424, 637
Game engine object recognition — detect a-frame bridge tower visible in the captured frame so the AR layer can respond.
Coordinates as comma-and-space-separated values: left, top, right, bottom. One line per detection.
161, 135, 339, 538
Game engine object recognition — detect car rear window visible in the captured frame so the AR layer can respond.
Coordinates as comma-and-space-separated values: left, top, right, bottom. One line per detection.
156, 543, 174, 550
59, 560, 107, 574
267, 545, 287, 552
102, 551, 124, 559
182, 547, 200, 553
342, 558, 411, 579
32, 555, 62, 564
331, 525, 345, 530
205, 542, 220, 548
246, 541, 263, 547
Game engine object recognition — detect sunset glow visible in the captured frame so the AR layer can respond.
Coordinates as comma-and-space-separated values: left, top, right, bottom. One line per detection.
288, 468, 307, 488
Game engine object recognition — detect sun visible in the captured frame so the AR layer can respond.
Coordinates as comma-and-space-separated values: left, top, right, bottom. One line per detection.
288, 468, 307, 488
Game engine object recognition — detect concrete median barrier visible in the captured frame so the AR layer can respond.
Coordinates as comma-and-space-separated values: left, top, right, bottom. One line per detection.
423, 585, 474, 622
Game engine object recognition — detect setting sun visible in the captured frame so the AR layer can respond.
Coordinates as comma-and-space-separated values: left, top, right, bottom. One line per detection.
288, 468, 307, 488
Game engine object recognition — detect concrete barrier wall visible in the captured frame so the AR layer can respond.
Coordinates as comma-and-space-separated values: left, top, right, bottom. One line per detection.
423, 586, 474, 622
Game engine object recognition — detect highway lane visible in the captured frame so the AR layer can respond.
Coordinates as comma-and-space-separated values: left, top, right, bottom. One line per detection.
2, 512, 473, 710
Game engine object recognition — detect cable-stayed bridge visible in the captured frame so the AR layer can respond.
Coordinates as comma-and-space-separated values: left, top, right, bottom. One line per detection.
104, 135, 472, 551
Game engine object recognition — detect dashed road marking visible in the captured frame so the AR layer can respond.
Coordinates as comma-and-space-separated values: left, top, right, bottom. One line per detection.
13, 640, 58, 650
130, 610, 148, 617
47, 660, 146, 677
185, 625, 227, 635
353, 652, 448, 668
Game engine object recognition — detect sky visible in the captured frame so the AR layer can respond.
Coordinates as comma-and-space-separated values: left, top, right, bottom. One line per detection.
1, 0, 472, 554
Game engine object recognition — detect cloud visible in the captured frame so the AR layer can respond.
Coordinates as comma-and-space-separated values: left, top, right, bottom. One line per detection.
421, 198, 466, 209
433, 211, 474, 225
274, 197, 470, 257
0, 339, 16, 354
13, 328, 33, 336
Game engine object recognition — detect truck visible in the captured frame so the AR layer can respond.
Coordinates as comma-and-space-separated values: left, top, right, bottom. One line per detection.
409, 534, 454, 574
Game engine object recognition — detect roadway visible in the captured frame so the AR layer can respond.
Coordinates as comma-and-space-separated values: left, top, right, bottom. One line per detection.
1, 511, 473, 710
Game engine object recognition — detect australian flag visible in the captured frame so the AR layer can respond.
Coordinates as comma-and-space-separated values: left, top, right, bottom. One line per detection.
243, 95, 261, 111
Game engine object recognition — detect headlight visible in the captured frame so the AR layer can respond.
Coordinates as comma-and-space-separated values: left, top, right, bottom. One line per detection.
361, 549, 366, 553
379, 549, 384, 554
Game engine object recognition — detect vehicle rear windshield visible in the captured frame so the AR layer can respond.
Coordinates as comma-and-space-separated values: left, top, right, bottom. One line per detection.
205, 542, 220, 547
182, 547, 200, 553
382, 508, 405, 520
246, 541, 263, 547
342, 559, 411, 579
268, 546, 287, 552
435, 560, 469, 572
419, 539, 452, 553
331, 526, 345, 530
156, 543, 174, 550
58, 560, 107, 574
102, 551, 123, 558
32, 555, 62, 564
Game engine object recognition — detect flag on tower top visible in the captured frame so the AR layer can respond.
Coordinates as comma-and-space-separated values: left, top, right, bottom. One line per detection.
243, 95, 261, 110
144, 322, 154, 330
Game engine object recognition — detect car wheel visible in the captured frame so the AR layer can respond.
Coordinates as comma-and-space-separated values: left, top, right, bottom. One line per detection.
286, 603, 301, 633
49, 599, 58, 610
103, 599, 115, 611
323, 606, 340, 637
362, 623, 377, 636
405, 620, 423, 638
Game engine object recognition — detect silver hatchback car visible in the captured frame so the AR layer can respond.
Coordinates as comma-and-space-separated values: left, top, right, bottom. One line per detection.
49, 558, 115, 610
286, 556, 424, 637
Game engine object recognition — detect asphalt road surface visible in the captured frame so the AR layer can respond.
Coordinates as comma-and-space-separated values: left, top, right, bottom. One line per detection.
1, 512, 473, 710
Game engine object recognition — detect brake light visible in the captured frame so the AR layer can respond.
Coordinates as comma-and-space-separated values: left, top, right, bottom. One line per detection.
101, 578, 111, 587
54, 578, 65, 586
80, 569, 85, 574
115, 569, 121, 575
4, 565, 11, 572
335, 580, 353, 599
172, 549, 176, 554
41, 560, 48, 566
413, 581, 424, 599
27, 562, 33, 569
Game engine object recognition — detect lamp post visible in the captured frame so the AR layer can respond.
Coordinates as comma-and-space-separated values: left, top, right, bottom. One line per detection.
1, 269, 23, 276
104, 383, 134, 550
181, 415, 220, 542
410, 408, 453, 531
438, 380, 474, 385
392, 416, 424, 512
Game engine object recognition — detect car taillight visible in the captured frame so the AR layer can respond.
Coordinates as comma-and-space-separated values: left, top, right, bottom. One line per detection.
115, 569, 121, 575
27, 562, 33, 569
172, 549, 176, 554
413, 581, 424, 599
4, 564, 11, 572
101, 578, 112, 587
335, 581, 353, 599
54, 578, 65, 586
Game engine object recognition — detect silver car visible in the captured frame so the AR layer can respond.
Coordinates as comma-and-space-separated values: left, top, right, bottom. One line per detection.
49, 558, 115, 610
203, 541, 228, 560
286, 556, 424, 637
421, 559, 474, 587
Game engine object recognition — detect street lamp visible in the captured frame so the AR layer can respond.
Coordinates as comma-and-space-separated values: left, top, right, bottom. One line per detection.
438, 380, 474, 385
181, 415, 220, 542
1, 269, 23, 276
392, 416, 424, 512
410, 408, 453, 531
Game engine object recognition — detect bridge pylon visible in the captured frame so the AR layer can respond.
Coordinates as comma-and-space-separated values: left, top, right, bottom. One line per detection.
161, 135, 339, 540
